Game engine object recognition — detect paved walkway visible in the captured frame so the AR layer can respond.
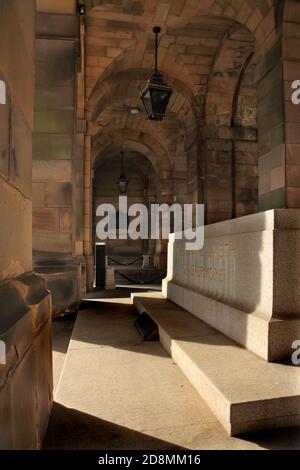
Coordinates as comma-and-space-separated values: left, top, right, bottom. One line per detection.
44, 295, 300, 450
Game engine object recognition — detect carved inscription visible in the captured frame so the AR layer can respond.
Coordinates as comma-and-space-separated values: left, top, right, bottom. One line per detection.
176, 243, 237, 283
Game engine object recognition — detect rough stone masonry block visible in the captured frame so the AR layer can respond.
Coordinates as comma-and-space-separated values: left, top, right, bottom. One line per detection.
0, 0, 35, 128
35, 60, 75, 87
33, 232, 72, 255
10, 103, 33, 198
33, 161, 72, 182
0, 273, 52, 449
60, 208, 73, 233
0, 179, 32, 282
33, 133, 73, 161
45, 182, 73, 207
34, 110, 74, 134
35, 85, 74, 110
32, 183, 45, 208
36, 0, 75, 15
33, 208, 60, 232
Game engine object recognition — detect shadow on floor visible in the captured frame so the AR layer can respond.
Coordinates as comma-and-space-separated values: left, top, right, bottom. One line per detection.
52, 314, 77, 354
43, 403, 186, 450
82, 287, 158, 301
69, 301, 170, 358
240, 426, 300, 450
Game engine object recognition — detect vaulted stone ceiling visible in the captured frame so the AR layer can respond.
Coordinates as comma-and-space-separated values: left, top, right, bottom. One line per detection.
85, 0, 276, 206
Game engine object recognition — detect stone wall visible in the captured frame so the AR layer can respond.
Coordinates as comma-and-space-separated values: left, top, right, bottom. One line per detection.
32, 8, 83, 315
0, 0, 52, 449
257, 0, 300, 211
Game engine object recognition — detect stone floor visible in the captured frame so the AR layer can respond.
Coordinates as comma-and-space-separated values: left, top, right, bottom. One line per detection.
52, 315, 77, 394
44, 292, 300, 450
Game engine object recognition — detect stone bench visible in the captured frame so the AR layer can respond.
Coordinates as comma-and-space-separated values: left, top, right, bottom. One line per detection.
132, 292, 300, 436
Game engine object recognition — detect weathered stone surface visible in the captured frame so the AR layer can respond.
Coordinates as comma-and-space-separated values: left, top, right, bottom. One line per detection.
0, 0, 35, 127
10, 104, 33, 197
0, 178, 32, 281
33, 232, 72, 254
36, 12, 78, 38
60, 208, 73, 233
33, 161, 73, 182
32, 20, 79, 316
33, 134, 73, 161
45, 182, 73, 208
34, 256, 81, 317
36, 0, 75, 15
0, 273, 52, 449
33, 208, 60, 232
32, 183, 45, 208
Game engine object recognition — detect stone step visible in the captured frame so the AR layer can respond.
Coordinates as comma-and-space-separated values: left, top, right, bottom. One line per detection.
132, 292, 300, 436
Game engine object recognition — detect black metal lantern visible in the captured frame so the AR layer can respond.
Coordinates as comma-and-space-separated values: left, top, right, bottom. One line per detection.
117, 151, 129, 195
140, 26, 173, 121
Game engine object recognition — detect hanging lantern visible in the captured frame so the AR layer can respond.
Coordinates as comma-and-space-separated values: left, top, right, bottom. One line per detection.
117, 151, 129, 195
140, 26, 173, 121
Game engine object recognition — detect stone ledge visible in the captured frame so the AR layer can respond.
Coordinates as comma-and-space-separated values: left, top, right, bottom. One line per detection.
171, 209, 300, 240
0, 272, 53, 449
163, 281, 300, 362
132, 292, 300, 436
33, 255, 82, 316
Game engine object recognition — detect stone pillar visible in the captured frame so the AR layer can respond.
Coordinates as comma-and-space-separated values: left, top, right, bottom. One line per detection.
0, 0, 52, 449
204, 137, 233, 224
83, 135, 94, 291
257, 0, 300, 211
32, 10, 81, 315
105, 267, 115, 290
142, 254, 151, 269
154, 172, 173, 269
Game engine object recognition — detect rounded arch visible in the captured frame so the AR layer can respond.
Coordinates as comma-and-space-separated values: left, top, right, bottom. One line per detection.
86, 1, 276, 43
167, 1, 276, 44
205, 23, 255, 129
203, 22, 258, 223
87, 53, 197, 115
89, 70, 197, 120
92, 128, 171, 173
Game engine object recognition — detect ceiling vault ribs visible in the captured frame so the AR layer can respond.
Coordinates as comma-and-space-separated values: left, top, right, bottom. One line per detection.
84, 0, 274, 204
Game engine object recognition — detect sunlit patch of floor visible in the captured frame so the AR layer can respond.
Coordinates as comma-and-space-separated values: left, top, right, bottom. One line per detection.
45, 294, 300, 450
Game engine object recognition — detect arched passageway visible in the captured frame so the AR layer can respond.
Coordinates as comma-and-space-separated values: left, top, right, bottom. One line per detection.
2, 0, 300, 452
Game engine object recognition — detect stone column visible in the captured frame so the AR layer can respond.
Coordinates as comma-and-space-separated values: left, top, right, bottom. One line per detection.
257, 0, 300, 211
75, 19, 87, 294
32, 11, 82, 315
154, 172, 173, 270
83, 135, 94, 291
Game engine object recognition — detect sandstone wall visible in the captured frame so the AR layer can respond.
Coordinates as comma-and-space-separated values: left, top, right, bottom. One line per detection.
32, 7, 84, 314
0, 0, 52, 449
